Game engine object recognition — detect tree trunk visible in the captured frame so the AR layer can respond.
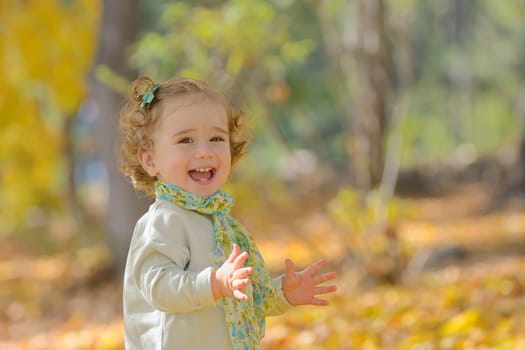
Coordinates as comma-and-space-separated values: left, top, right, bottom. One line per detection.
317, 0, 389, 192
63, 113, 86, 225
91, 0, 150, 275
448, 0, 474, 145
354, 0, 390, 187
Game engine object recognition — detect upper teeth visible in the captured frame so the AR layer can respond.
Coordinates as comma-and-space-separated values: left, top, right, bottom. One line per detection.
195, 168, 212, 172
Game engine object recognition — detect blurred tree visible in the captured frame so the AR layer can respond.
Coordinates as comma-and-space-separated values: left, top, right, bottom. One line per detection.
128, 1, 415, 196
90, 0, 150, 273
0, 0, 99, 233
129, 0, 316, 169
395, 0, 525, 195
317, 0, 416, 279
317, 0, 392, 193
75, 0, 525, 278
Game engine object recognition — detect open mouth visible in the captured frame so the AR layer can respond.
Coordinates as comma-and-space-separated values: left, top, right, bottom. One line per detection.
188, 167, 216, 183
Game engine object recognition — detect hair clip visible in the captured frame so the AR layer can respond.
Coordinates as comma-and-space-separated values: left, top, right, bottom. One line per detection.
140, 83, 161, 108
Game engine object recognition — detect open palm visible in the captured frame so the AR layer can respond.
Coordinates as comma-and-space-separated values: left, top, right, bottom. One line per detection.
282, 258, 337, 306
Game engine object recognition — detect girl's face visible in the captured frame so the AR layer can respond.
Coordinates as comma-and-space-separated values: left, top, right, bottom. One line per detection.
139, 94, 232, 197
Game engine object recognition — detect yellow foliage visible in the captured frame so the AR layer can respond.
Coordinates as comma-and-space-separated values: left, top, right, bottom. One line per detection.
5, 191, 525, 348
0, 0, 100, 231
327, 188, 407, 236
440, 308, 482, 336
327, 187, 409, 270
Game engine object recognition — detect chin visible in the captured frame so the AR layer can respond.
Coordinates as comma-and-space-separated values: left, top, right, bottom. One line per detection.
191, 187, 219, 198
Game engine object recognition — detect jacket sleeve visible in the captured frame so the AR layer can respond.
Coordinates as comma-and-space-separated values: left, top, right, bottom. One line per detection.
265, 275, 293, 316
130, 208, 217, 313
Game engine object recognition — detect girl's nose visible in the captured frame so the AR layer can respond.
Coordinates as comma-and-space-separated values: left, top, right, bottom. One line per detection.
195, 142, 213, 159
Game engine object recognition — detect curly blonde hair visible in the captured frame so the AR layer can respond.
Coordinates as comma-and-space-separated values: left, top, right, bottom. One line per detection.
118, 76, 250, 197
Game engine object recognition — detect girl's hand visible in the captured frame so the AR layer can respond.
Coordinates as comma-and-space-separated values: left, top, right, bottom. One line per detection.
212, 244, 253, 301
282, 258, 337, 306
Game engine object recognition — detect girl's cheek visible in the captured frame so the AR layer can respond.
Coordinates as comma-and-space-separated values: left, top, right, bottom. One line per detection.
218, 143, 231, 153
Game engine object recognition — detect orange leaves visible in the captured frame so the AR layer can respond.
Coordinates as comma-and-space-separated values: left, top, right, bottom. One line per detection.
259, 185, 525, 349
1, 319, 124, 350
4, 184, 525, 348
0, 241, 118, 348
262, 257, 525, 349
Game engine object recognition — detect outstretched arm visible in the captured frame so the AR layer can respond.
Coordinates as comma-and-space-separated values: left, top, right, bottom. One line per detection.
282, 259, 337, 306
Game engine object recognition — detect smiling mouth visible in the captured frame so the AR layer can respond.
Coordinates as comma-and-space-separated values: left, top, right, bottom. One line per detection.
189, 167, 216, 182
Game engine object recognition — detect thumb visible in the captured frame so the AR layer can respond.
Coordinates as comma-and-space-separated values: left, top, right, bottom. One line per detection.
285, 259, 295, 277
227, 244, 240, 263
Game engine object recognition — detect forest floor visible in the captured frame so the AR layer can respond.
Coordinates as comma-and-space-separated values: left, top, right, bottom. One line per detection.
2, 183, 525, 349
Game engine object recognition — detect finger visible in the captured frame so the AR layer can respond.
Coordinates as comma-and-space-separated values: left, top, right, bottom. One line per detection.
232, 251, 249, 269
285, 259, 295, 277
304, 259, 327, 276
231, 278, 251, 290
232, 267, 253, 280
313, 285, 338, 295
310, 297, 330, 306
233, 289, 250, 301
313, 271, 337, 285
227, 244, 240, 263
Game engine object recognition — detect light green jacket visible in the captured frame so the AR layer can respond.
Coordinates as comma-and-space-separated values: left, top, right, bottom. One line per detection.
123, 200, 292, 350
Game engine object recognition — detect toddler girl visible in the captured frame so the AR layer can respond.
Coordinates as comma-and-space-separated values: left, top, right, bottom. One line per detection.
118, 76, 337, 349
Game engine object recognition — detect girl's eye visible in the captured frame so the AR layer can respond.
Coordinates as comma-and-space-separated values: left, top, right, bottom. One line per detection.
178, 137, 193, 144
210, 136, 225, 142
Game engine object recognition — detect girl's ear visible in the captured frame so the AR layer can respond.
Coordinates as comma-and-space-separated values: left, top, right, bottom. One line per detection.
137, 149, 158, 177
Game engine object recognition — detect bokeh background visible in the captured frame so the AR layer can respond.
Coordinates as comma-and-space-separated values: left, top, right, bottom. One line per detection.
3, 0, 525, 348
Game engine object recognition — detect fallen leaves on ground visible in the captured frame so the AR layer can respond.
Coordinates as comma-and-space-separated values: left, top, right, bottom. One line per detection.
263, 255, 525, 349
3, 184, 525, 349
